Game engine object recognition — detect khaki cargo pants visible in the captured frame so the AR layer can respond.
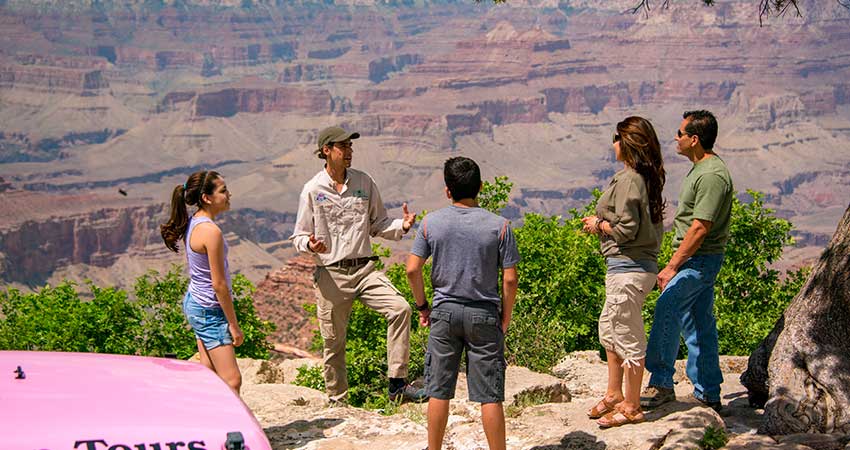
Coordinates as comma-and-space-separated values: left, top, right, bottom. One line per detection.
314, 260, 412, 401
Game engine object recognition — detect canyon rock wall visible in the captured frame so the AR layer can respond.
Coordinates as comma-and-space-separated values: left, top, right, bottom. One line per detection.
1, 0, 849, 291
0, 203, 166, 284
252, 255, 318, 350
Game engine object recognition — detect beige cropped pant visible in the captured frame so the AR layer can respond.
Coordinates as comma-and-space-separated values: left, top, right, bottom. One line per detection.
598, 272, 657, 365
314, 260, 412, 401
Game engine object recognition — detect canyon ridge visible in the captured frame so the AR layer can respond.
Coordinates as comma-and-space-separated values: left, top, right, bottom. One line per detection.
1, 0, 848, 298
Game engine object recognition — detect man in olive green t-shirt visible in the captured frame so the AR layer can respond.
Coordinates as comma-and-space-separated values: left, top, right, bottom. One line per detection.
641, 110, 734, 411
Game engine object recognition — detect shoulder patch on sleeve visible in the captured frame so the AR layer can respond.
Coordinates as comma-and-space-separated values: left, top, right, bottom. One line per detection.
500, 219, 509, 241
422, 216, 428, 239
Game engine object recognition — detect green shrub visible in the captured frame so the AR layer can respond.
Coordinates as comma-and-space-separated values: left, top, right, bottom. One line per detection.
0, 267, 274, 360
478, 175, 513, 214
713, 191, 808, 355
133, 266, 192, 358
698, 425, 729, 449
297, 179, 808, 406
294, 364, 325, 391
643, 191, 808, 356
0, 281, 144, 354
134, 267, 275, 359
298, 268, 430, 408
295, 178, 506, 408
80, 283, 146, 355
509, 205, 606, 372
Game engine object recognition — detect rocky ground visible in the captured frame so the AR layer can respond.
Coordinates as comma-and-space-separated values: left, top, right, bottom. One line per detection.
232, 353, 850, 450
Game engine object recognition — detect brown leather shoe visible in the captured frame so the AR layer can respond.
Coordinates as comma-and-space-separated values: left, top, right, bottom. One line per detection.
639, 385, 675, 409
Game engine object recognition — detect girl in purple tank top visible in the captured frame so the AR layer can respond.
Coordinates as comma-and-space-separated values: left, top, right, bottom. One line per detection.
160, 170, 243, 395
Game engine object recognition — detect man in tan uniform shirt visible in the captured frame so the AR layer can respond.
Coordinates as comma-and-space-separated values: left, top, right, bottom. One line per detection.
290, 126, 426, 403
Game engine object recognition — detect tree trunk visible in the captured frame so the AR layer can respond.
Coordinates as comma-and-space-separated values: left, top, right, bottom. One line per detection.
741, 204, 850, 435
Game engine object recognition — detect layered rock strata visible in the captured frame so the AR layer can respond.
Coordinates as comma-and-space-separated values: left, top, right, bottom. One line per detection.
252, 255, 319, 351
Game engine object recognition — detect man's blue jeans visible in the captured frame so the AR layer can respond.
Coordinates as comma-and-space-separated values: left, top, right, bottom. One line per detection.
646, 253, 725, 403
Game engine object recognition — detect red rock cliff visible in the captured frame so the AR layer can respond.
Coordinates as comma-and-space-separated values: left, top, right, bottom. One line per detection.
159, 87, 337, 117
0, 202, 166, 284
252, 255, 318, 351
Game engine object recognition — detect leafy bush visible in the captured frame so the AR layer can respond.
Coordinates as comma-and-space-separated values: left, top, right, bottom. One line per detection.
133, 267, 191, 357
0, 281, 143, 354
0, 267, 274, 359
478, 175, 513, 214
135, 266, 275, 359
698, 425, 729, 449
298, 261, 430, 408
509, 205, 606, 372
643, 191, 808, 356
295, 178, 506, 408
509, 188, 805, 369
294, 179, 807, 406
294, 364, 325, 391
710, 191, 808, 355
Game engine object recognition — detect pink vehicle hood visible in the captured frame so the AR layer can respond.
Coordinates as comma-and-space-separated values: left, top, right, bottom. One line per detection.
0, 351, 271, 450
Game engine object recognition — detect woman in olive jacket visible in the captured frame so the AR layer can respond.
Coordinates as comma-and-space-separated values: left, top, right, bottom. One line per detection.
581, 116, 666, 428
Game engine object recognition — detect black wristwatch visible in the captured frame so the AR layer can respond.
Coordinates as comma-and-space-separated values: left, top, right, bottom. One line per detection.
416, 302, 430, 311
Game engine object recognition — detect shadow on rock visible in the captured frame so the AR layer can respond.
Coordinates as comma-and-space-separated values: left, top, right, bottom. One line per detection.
723, 394, 760, 416
528, 430, 606, 450
642, 398, 704, 421
265, 418, 344, 448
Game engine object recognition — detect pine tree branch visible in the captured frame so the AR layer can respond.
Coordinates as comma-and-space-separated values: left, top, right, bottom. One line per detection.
629, 0, 671, 19
759, 0, 803, 27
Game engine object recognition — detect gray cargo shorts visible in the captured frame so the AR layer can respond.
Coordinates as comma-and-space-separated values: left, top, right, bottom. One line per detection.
424, 300, 506, 404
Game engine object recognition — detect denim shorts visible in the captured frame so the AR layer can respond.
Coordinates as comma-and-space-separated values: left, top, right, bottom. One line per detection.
182, 292, 233, 350
424, 301, 506, 404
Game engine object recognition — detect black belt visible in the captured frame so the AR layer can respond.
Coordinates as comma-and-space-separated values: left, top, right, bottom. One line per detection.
326, 256, 379, 269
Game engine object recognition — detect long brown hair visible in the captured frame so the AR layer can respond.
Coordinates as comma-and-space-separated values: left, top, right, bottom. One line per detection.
160, 170, 221, 253
617, 117, 666, 224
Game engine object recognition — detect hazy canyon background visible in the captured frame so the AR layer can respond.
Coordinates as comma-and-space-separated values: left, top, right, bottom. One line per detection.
1, 0, 848, 303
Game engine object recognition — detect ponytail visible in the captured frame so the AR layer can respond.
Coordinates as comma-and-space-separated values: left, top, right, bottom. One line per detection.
160, 170, 221, 253
160, 184, 189, 253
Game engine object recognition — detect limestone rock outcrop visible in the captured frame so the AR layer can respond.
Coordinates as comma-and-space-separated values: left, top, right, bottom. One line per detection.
159, 87, 337, 117
0, 192, 287, 288
0, 201, 167, 284
0, 64, 109, 94
236, 352, 767, 450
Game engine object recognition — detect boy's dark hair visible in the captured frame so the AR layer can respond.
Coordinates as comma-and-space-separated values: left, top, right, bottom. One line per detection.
683, 110, 718, 150
444, 156, 481, 201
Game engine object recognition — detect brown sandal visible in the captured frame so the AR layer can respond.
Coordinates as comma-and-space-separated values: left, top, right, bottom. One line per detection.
597, 407, 646, 428
587, 397, 622, 419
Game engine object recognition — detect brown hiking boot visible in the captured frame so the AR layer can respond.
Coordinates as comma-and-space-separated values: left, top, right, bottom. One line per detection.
640, 385, 675, 409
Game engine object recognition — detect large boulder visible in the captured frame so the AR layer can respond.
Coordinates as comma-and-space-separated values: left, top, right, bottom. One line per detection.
741, 205, 850, 434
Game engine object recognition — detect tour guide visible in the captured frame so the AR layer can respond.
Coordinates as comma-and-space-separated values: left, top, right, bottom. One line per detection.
290, 126, 426, 403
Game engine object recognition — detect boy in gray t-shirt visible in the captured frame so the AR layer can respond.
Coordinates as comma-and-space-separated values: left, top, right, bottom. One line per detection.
406, 156, 520, 450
